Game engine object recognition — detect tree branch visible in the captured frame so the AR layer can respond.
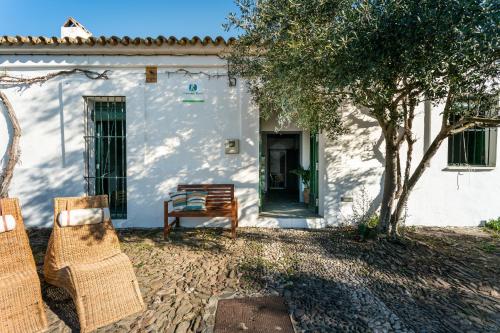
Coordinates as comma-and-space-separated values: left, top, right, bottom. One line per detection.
0, 68, 109, 197
0, 69, 110, 86
0, 92, 21, 198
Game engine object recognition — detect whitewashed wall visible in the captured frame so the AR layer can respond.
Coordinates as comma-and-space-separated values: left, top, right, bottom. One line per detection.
0, 55, 259, 228
407, 103, 500, 227
1, 54, 498, 228
323, 103, 500, 227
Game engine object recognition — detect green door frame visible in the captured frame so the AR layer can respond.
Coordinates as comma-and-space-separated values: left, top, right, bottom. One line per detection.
309, 133, 319, 213
259, 132, 266, 211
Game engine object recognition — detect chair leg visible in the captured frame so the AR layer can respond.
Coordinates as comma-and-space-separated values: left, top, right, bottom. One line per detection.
163, 201, 169, 240
231, 205, 238, 239
175, 217, 180, 228
164, 223, 173, 239
235, 200, 239, 227
231, 219, 236, 239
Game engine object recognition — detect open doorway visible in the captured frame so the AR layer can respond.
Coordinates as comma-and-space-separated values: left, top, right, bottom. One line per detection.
260, 133, 317, 217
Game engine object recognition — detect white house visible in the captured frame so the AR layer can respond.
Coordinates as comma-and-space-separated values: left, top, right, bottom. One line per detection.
1, 20, 499, 229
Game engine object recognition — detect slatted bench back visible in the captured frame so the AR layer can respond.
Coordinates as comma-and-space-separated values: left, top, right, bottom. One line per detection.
177, 184, 234, 211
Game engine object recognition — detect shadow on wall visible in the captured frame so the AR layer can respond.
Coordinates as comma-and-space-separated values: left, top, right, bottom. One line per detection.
1, 77, 88, 227
16, 151, 84, 227
122, 75, 258, 228
1, 72, 256, 230
323, 105, 385, 225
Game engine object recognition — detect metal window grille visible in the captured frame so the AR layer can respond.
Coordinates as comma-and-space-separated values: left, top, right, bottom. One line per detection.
84, 96, 127, 219
448, 94, 499, 167
448, 127, 497, 166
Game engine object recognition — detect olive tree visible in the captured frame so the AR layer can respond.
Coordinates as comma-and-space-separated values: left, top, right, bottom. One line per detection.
226, 0, 500, 237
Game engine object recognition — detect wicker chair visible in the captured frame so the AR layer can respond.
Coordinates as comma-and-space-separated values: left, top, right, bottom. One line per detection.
0, 198, 48, 333
43, 195, 144, 333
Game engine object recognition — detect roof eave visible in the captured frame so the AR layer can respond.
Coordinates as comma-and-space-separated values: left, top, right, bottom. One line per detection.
0, 45, 231, 56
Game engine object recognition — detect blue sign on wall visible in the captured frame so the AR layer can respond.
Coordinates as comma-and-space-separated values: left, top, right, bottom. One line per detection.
183, 83, 204, 103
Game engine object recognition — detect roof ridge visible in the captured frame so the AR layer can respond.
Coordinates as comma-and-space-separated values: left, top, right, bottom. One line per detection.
0, 35, 236, 47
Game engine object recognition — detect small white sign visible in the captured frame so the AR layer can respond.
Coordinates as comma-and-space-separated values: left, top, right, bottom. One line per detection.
182, 83, 205, 103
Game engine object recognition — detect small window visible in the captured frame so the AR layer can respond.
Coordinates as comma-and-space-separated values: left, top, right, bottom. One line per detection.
448, 127, 497, 166
448, 95, 499, 167
84, 97, 127, 219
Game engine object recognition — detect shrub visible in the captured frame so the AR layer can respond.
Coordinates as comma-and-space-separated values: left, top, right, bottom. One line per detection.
485, 218, 500, 232
357, 215, 379, 240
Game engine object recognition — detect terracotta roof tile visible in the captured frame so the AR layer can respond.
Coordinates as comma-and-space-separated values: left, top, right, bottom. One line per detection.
0, 35, 235, 47
0, 35, 236, 55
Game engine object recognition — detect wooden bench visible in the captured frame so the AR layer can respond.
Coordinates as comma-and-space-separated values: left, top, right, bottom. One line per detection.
163, 184, 238, 239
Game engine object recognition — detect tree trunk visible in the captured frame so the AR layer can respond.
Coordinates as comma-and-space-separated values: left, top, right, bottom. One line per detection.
379, 126, 399, 235
390, 140, 413, 238
0, 91, 21, 198
391, 129, 449, 233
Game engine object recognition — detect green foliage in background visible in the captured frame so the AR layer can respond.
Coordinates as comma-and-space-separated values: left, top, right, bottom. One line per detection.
227, 0, 500, 237
485, 218, 500, 232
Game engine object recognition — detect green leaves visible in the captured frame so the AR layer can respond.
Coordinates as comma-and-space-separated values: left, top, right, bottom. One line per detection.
227, 0, 499, 135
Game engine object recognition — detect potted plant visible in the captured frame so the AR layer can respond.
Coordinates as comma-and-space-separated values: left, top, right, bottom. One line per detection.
290, 166, 311, 204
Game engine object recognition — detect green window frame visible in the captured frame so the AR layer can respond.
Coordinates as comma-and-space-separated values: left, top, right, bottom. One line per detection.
84, 96, 127, 219
447, 95, 499, 167
448, 127, 497, 166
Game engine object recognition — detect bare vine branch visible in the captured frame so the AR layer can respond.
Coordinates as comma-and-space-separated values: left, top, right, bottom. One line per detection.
0, 92, 21, 198
0, 69, 110, 87
0, 68, 109, 197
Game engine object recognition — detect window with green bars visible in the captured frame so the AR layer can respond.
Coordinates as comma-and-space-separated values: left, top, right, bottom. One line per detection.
448, 127, 497, 166
447, 95, 499, 167
84, 97, 127, 219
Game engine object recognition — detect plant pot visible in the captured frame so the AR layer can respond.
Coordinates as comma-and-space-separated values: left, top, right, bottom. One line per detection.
303, 188, 310, 204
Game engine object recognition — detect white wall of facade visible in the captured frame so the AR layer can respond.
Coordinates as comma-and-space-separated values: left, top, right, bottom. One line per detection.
322, 106, 385, 226
406, 103, 500, 227
1, 54, 499, 228
0, 55, 259, 228
323, 103, 500, 227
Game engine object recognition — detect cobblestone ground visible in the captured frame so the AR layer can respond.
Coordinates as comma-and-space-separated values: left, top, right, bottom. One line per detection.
28, 227, 499, 333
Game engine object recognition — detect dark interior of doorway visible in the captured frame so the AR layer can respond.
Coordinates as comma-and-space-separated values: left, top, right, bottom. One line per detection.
261, 133, 316, 218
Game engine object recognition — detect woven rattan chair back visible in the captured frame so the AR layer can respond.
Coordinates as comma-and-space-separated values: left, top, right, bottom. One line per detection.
45, 195, 121, 271
0, 198, 36, 275
0, 197, 48, 333
44, 195, 144, 332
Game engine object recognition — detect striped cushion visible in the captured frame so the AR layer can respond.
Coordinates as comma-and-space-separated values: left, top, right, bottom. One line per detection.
186, 191, 208, 211
0, 215, 16, 233
58, 208, 110, 227
170, 191, 187, 211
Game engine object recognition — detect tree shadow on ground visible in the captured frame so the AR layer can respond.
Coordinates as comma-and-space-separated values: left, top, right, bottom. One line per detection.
236, 227, 500, 332
27, 228, 81, 332
117, 227, 230, 253
26, 227, 500, 332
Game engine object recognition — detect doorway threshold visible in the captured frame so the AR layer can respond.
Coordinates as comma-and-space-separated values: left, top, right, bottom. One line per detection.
259, 210, 320, 219
256, 215, 326, 229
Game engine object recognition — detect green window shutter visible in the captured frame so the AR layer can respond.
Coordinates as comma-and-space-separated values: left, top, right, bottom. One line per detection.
448, 127, 497, 167
85, 98, 127, 219
447, 94, 499, 167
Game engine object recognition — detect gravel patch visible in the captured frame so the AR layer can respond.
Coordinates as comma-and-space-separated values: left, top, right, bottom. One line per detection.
27, 226, 499, 333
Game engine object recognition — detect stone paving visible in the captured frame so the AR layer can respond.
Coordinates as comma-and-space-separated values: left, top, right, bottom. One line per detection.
27, 227, 500, 333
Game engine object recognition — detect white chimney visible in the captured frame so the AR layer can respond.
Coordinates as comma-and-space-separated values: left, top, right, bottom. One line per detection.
60, 17, 92, 38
